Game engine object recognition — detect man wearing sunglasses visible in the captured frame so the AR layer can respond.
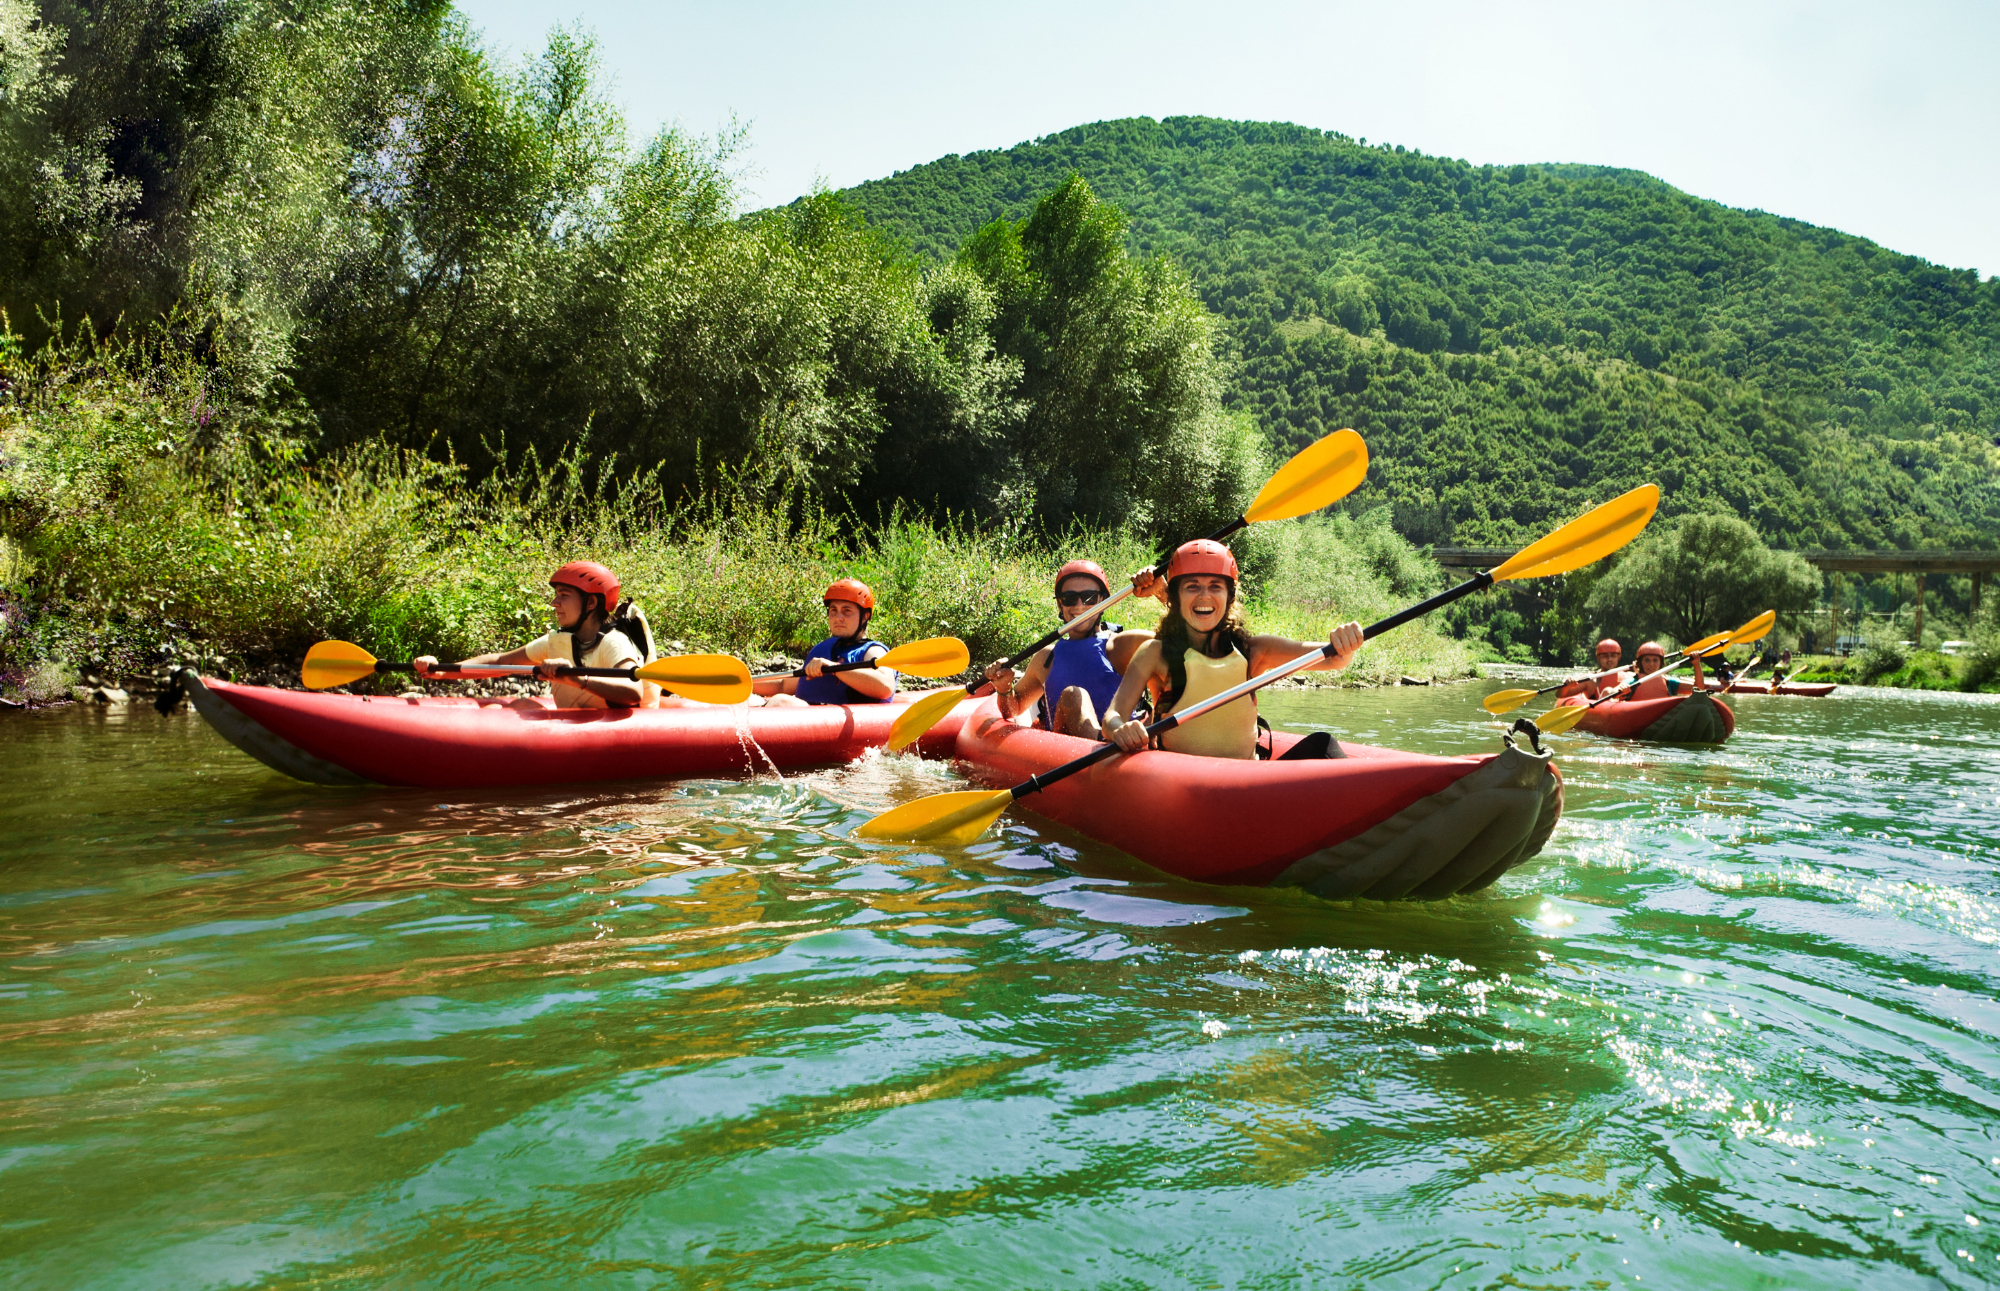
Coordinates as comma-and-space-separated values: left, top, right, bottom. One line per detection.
981, 560, 1153, 739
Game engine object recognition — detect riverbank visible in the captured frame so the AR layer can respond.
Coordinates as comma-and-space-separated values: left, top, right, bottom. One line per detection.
1788, 647, 2000, 694
0, 330, 1475, 707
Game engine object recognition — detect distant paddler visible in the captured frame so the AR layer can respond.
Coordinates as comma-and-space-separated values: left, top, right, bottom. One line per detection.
1556, 638, 1627, 700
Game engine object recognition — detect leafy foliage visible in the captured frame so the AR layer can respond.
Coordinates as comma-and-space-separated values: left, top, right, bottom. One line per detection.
2, 9, 1243, 537
840, 116, 2000, 549
0, 320, 1469, 691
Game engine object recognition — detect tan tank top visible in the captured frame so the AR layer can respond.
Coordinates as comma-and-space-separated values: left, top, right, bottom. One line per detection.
1159, 647, 1258, 760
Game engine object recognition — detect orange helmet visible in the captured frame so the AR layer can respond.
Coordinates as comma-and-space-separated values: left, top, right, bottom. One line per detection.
823, 578, 875, 611
1595, 638, 1622, 657
1164, 539, 1239, 583
1636, 641, 1665, 660
1054, 559, 1109, 594
551, 561, 619, 613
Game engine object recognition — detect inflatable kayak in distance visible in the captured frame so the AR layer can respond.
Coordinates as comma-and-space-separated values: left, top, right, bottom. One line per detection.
1553, 690, 1735, 742
950, 699, 1563, 900
1697, 678, 1837, 697
176, 670, 979, 789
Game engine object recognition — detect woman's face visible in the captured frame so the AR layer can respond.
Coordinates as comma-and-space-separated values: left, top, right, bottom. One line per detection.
550, 585, 586, 631
1174, 575, 1232, 636
1636, 654, 1663, 675
824, 599, 865, 639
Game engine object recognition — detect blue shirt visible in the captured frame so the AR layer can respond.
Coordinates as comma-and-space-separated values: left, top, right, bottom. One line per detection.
1040, 628, 1124, 725
795, 637, 890, 705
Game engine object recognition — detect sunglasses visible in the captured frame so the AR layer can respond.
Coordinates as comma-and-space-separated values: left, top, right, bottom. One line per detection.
1056, 590, 1106, 607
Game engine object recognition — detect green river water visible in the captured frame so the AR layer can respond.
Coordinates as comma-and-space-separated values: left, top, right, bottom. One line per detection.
3, 678, 1999, 1289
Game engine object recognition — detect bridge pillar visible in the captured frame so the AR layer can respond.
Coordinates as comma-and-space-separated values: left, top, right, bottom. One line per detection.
1913, 573, 1925, 647
1976, 571, 1985, 619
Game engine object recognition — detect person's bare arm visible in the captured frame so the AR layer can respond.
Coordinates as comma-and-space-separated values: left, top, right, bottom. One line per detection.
1245, 622, 1364, 676
801, 646, 896, 700
989, 647, 1053, 720
414, 647, 534, 676
1101, 640, 1166, 753
1106, 629, 1154, 674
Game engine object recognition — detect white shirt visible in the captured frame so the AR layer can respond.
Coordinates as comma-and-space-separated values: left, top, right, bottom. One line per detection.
521, 629, 642, 708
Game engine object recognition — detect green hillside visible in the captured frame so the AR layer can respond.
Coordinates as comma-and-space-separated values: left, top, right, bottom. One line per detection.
838, 117, 2000, 550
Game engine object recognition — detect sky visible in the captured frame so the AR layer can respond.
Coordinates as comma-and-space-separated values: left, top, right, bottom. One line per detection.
454, 0, 2000, 277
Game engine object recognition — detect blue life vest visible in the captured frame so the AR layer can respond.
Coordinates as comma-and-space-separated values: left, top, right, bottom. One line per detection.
1038, 625, 1124, 726
795, 636, 890, 705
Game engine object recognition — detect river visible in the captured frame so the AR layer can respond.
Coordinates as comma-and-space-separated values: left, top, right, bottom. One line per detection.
2, 679, 1997, 1288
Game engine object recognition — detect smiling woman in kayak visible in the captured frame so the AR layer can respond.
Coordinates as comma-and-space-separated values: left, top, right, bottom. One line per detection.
757, 579, 897, 707
1101, 540, 1363, 761
414, 561, 643, 708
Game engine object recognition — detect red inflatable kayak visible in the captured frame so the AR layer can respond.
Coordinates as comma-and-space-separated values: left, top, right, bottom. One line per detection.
1554, 690, 1735, 741
951, 700, 1563, 900
179, 671, 977, 788
1697, 678, 1836, 697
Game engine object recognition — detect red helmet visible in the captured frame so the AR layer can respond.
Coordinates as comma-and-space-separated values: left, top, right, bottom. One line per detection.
1164, 539, 1239, 583
1636, 641, 1665, 660
1054, 559, 1109, 594
823, 578, 875, 611
1594, 638, 1622, 657
551, 561, 619, 612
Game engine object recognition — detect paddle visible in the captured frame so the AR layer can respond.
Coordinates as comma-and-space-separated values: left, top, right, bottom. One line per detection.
1483, 608, 1778, 715
300, 640, 755, 704
855, 484, 1660, 846
882, 428, 1371, 753
1535, 610, 1774, 734
751, 637, 971, 682
1714, 610, 1779, 693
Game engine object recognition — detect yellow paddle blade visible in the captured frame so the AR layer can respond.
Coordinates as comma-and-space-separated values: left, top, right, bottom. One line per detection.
1243, 429, 1369, 523
885, 685, 969, 753
302, 640, 380, 690
852, 788, 1014, 846
876, 636, 972, 679
1730, 610, 1777, 646
1481, 687, 1543, 715
1683, 629, 1733, 658
1536, 703, 1591, 735
1491, 485, 1661, 582
634, 653, 753, 704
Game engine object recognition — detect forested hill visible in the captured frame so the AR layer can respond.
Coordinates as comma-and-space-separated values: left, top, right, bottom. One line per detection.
838, 117, 2000, 549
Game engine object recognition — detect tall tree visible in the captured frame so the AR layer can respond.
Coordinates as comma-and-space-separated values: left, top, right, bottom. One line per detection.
1587, 512, 1821, 646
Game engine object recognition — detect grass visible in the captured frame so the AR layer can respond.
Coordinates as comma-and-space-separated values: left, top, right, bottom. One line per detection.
1788, 648, 2000, 694
0, 323, 1474, 699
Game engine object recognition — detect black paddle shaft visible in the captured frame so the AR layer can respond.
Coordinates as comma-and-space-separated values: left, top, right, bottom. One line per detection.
750, 656, 881, 682
416, 660, 645, 680
976, 514, 1255, 695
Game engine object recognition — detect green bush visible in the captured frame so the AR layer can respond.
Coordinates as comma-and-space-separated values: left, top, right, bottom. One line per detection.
0, 323, 1472, 692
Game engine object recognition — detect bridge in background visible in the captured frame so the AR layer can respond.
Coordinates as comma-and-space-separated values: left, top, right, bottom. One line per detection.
1429, 549, 2000, 643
